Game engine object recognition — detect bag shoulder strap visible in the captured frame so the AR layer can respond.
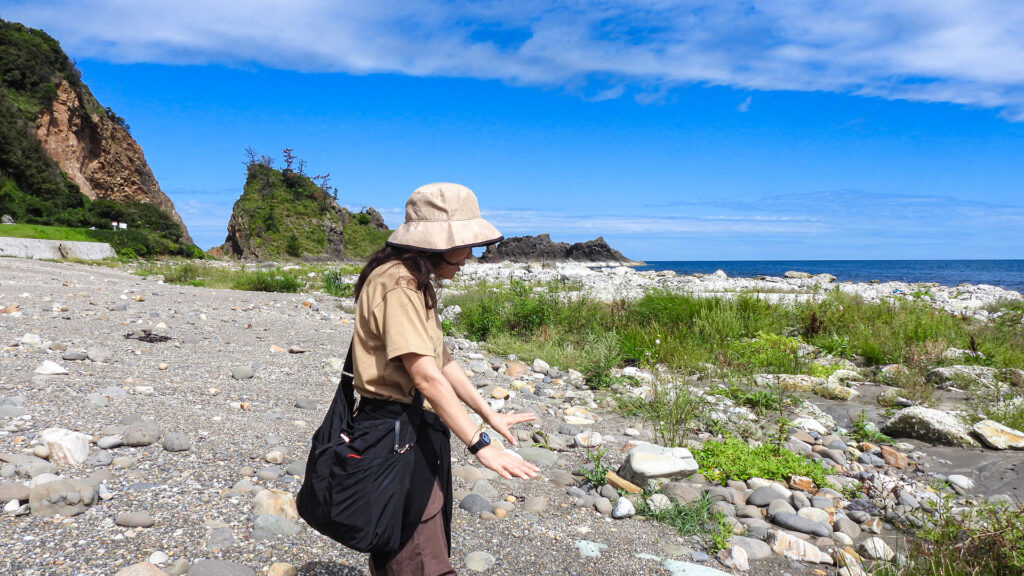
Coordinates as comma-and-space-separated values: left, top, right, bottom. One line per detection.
342, 338, 426, 429
329, 340, 356, 421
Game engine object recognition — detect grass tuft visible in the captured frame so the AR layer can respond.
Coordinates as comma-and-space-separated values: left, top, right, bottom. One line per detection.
636, 491, 733, 552
693, 436, 831, 488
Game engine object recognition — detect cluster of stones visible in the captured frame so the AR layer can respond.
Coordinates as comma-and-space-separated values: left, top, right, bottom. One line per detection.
2, 258, 1021, 576
441, 337, 1021, 574
454, 262, 1023, 321
2, 327, 315, 576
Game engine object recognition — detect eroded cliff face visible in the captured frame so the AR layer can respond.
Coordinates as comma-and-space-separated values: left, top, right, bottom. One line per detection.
35, 80, 192, 244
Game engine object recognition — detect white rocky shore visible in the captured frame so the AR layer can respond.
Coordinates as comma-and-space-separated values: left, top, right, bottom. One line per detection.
454, 262, 1023, 320
2, 257, 1023, 576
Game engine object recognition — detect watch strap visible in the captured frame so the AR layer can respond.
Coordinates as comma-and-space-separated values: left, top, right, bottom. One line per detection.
468, 431, 491, 455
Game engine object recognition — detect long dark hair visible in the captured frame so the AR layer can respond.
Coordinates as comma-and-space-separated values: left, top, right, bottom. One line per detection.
354, 245, 443, 309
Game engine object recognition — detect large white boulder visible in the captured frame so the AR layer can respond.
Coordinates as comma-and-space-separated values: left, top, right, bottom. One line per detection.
618, 443, 699, 488
39, 428, 92, 466
881, 406, 978, 446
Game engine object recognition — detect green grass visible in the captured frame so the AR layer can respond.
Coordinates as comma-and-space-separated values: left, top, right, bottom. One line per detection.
343, 221, 391, 260
876, 501, 1024, 576
0, 222, 203, 260
636, 491, 733, 552
445, 279, 1024, 453
134, 261, 364, 294
0, 223, 104, 242
446, 281, 1024, 385
692, 436, 831, 488
615, 379, 709, 446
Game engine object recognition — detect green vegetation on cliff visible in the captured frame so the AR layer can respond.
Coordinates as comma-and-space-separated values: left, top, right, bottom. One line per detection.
225, 157, 389, 260
0, 20, 88, 225
343, 211, 392, 259
0, 19, 199, 258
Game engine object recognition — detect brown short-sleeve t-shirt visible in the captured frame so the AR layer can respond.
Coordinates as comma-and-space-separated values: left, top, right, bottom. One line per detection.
353, 261, 444, 406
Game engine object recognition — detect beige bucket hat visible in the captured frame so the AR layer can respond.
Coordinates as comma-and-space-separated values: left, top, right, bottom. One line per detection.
386, 183, 503, 253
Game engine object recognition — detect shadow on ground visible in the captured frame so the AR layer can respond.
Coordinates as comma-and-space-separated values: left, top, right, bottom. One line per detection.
298, 561, 367, 576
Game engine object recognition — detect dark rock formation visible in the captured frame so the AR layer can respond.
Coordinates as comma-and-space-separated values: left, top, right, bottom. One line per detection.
566, 237, 630, 262
478, 234, 632, 263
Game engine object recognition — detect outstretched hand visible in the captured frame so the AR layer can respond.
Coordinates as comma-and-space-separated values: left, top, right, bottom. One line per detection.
486, 410, 537, 446
475, 444, 540, 480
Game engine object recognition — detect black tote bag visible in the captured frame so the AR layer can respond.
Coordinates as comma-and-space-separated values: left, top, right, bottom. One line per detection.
296, 344, 425, 553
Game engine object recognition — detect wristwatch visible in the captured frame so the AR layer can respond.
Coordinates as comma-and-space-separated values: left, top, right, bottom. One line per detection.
468, 431, 491, 455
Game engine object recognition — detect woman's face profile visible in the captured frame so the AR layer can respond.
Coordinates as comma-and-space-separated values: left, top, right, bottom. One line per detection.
435, 247, 472, 279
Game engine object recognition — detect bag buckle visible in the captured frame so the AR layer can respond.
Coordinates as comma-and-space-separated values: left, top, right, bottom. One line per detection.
393, 420, 413, 453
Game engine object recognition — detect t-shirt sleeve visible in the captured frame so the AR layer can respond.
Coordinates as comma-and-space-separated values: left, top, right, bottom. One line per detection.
375, 286, 436, 361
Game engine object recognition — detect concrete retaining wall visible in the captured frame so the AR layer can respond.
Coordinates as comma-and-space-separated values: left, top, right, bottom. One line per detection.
0, 237, 116, 260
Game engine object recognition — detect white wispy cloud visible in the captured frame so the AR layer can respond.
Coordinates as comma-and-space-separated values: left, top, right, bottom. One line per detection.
4, 1, 1024, 119
737, 96, 752, 112
480, 189, 1024, 258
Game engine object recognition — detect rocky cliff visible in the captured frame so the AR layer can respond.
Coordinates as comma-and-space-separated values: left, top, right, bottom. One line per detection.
35, 80, 192, 244
222, 163, 389, 260
0, 19, 192, 246
478, 234, 635, 264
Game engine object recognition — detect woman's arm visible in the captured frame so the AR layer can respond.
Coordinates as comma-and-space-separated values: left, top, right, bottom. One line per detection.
402, 353, 539, 480
441, 348, 536, 446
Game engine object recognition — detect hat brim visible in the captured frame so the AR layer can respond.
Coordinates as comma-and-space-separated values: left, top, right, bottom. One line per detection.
386, 217, 503, 253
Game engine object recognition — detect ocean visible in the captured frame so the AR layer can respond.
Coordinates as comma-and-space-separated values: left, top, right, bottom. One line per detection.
634, 260, 1024, 293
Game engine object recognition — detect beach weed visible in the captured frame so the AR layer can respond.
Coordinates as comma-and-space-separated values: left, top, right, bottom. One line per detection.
636, 491, 733, 553
577, 446, 610, 487
322, 268, 354, 297
849, 409, 891, 443
615, 376, 708, 446
876, 500, 1024, 576
726, 332, 802, 374
693, 436, 830, 488
232, 270, 301, 293
714, 383, 782, 416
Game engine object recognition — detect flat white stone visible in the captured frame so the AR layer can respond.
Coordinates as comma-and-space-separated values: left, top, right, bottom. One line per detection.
34, 361, 68, 375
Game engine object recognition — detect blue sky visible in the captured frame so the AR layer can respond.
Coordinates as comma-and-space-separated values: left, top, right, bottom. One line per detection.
3, 1, 1023, 259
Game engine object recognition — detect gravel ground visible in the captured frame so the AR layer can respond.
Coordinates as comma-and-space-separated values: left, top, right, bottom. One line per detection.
0, 258, 833, 576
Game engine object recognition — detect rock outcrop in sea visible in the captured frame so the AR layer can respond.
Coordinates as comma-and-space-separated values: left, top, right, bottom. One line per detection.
478, 234, 636, 264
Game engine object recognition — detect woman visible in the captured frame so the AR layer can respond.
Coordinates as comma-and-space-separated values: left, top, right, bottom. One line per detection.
351, 182, 539, 575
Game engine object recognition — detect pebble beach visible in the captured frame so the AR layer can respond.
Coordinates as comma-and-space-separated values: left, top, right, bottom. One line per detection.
2, 257, 1023, 576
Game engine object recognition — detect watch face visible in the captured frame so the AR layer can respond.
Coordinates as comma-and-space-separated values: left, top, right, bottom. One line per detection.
480, 432, 490, 444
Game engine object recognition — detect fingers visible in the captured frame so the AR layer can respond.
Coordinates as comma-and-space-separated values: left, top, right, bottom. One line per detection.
492, 425, 518, 446
478, 450, 539, 480
505, 412, 537, 425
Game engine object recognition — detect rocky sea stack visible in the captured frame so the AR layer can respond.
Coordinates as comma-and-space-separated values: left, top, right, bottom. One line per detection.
221, 161, 389, 260
478, 234, 637, 264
